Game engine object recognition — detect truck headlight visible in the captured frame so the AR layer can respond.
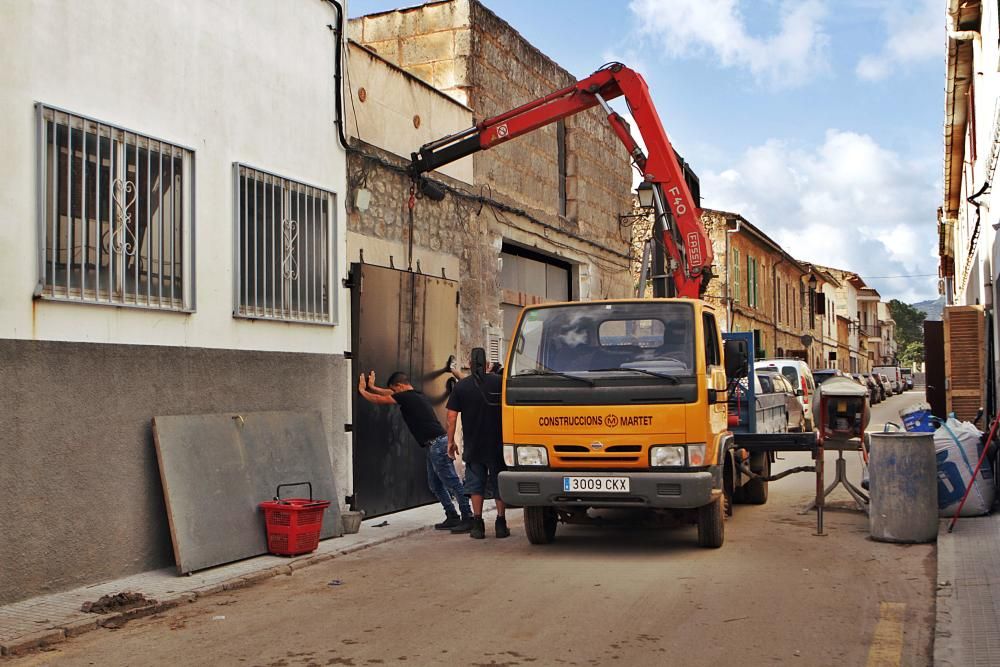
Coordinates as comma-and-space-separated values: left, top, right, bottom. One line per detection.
503, 444, 515, 467
516, 446, 549, 466
687, 444, 706, 466
650, 445, 685, 467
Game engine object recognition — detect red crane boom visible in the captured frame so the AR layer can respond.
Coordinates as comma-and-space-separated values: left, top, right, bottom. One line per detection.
409, 63, 712, 298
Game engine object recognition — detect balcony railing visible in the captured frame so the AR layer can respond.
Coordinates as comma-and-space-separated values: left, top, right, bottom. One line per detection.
858, 325, 881, 338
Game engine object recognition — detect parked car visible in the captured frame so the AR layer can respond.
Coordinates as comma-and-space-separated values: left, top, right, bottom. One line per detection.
873, 366, 903, 394
755, 358, 816, 430
813, 369, 846, 386
862, 374, 882, 403
879, 373, 893, 396
756, 369, 805, 432
852, 374, 876, 404
900, 368, 914, 390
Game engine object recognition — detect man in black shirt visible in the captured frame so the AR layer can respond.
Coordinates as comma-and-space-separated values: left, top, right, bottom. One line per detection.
358, 370, 473, 531
446, 348, 508, 540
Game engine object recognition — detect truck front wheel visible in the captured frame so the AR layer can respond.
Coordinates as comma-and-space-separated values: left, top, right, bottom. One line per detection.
697, 494, 725, 548
524, 506, 557, 544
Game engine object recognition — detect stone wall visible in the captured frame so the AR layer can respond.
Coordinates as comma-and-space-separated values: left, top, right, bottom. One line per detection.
468, 0, 631, 248
347, 144, 490, 354
349, 0, 633, 287
346, 143, 633, 363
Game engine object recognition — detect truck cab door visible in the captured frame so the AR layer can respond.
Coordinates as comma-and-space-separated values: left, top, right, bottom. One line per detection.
703, 313, 727, 434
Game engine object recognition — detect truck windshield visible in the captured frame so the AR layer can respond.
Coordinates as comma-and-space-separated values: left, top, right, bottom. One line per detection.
509, 302, 696, 378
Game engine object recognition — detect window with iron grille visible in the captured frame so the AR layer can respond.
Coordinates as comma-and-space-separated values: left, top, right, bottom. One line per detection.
234, 164, 335, 323
36, 104, 194, 309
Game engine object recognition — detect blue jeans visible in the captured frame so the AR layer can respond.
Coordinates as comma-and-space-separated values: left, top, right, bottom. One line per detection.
426, 435, 471, 518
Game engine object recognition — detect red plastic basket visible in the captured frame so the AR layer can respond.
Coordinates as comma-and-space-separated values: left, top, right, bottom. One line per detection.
259, 482, 331, 556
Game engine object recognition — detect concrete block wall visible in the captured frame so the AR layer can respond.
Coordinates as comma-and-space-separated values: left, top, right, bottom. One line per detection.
348, 1, 472, 105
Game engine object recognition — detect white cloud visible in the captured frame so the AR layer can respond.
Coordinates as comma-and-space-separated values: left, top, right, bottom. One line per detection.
700, 130, 940, 302
856, 0, 941, 81
628, 0, 830, 88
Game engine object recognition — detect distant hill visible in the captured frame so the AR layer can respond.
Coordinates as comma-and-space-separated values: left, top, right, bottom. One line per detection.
910, 296, 944, 321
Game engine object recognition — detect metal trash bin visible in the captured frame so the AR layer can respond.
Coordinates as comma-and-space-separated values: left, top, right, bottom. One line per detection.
868, 432, 938, 543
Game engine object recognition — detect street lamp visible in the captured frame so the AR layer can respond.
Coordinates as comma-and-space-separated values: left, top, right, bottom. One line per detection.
636, 181, 654, 209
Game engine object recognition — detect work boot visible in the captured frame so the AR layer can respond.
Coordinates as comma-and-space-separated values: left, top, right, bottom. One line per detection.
495, 516, 510, 539
450, 516, 474, 533
435, 513, 461, 530
470, 516, 486, 540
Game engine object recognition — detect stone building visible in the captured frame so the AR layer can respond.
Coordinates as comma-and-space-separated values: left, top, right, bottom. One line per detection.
836, 315, 852, 373
799, 264, 840, 371
815, 265, 865, 373
347, 0, 634, 359
857, 286, 882, 372
702, 209, 808, 360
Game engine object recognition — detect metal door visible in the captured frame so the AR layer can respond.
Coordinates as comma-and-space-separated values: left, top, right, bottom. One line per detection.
924, 320, 946, 418
350, 263, 459, 517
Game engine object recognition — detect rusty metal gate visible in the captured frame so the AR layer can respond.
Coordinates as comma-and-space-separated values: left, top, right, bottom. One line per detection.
349, 263, 459, 517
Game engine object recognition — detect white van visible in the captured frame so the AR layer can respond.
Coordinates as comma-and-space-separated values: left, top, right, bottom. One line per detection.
754, 359, 816, 430
872, 366, 902, 394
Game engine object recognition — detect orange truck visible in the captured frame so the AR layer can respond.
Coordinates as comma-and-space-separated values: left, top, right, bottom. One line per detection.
408, 64, 817, 547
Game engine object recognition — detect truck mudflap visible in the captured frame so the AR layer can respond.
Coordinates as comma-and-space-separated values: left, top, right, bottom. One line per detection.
498, 469, 716, 509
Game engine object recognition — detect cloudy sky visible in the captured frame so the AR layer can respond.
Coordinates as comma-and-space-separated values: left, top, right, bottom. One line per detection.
349, 0, 944, 303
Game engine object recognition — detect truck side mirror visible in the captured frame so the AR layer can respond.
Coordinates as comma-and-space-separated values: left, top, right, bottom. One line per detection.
724, 339, 748, 379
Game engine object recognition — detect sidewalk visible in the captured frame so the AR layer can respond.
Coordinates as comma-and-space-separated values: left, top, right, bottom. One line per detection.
0, 504, 482, 657
935, 511, 1000, 666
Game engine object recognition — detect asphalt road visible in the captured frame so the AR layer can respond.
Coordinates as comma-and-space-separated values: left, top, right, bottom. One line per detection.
15, 391, 934, 667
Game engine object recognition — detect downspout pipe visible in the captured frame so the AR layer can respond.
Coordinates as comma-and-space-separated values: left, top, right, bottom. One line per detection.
725, 216, 741, 331
325, 0, 351, 150
772, 254, 787, 356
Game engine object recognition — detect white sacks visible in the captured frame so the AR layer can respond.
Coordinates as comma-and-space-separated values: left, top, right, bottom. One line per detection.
935, 417, 994, 517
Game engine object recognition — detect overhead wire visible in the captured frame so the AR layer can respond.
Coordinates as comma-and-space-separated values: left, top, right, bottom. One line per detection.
858, 273, 939, 279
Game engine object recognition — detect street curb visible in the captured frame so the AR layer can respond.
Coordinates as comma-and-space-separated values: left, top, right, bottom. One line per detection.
1, 629, 66, 657
0, 522, 436, 659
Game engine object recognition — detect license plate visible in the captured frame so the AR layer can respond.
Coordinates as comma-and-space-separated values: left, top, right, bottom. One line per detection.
562, 476, 630, 493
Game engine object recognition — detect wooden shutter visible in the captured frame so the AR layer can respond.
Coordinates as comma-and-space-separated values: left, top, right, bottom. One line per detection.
944, 305, 985, 422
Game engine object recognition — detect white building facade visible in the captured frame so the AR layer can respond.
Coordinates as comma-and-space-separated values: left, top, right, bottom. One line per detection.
0, 0, 351, 604
942, 0, 998, 412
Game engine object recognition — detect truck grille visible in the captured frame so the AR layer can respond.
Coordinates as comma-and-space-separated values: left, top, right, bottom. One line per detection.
656, 483, 681, 496
558, 456, 640, 463
553, 444, 643, 464
517, 482, 541, 494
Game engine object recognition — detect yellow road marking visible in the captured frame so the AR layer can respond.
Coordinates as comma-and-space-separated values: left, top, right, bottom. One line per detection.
866, 602, 905, 667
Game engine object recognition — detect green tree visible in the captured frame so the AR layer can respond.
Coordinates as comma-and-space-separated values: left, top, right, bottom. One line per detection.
899, 341, 924, 367
887, 299, 926, 349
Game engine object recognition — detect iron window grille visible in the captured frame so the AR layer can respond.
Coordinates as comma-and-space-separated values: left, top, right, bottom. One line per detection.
36, 104, 195, 310
234, 164, 335, 324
